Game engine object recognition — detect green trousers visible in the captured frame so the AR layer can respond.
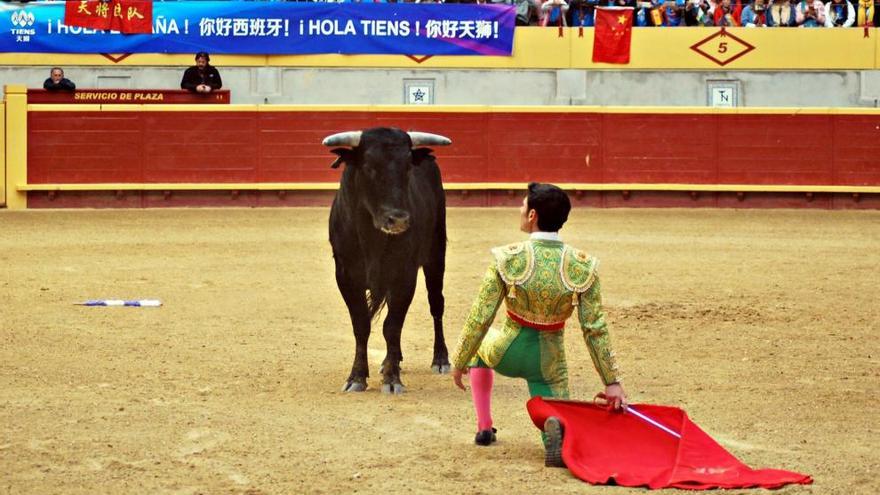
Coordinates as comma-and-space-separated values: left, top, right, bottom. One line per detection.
475, 326, 567, 399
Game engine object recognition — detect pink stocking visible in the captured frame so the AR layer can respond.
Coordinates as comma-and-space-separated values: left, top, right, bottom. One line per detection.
469, 367, 495, 431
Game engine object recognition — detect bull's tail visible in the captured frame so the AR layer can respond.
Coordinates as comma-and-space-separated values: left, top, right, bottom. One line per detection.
365, 285, 388, 320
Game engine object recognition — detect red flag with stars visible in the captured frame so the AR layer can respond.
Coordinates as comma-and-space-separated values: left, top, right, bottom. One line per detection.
592, 7, 633, 64
65, 0, 152, 34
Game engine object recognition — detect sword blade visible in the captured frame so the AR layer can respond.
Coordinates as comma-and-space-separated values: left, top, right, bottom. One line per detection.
627, 406, 682, 439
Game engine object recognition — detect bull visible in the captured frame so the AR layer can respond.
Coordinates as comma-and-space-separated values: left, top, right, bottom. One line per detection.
324, 127, 452, 394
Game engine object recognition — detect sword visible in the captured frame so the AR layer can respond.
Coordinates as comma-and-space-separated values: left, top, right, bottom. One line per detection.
544, 396, 682, 439
626, 406, 682, 439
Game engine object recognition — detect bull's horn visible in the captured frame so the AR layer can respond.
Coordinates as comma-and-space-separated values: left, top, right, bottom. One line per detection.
408, 132, 452, 147
322, 131, 362, 147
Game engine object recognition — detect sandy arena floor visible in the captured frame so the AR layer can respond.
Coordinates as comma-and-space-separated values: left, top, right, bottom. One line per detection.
0, 207, 878, 495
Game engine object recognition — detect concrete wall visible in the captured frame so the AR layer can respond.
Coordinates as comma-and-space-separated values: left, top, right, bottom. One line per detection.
3, 66, 880, 107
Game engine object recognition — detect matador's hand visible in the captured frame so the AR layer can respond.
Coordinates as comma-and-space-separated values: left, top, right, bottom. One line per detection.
453, 368, 468, 391
604, 382, 627, 411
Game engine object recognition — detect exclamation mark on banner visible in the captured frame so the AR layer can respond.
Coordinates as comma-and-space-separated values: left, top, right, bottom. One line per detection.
415, 21, 421, 36
184, 19, 189, 34
284, 19, 289, 36
493, 21, 498, 38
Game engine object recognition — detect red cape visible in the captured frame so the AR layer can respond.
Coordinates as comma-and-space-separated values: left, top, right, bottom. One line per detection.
527, 397, 812, 490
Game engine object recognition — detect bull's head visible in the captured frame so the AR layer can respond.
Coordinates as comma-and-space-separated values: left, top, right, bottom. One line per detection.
323, 127, 451, 235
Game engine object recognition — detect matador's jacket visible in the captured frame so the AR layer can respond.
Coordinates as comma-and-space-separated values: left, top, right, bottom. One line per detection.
451, 234, 620, 398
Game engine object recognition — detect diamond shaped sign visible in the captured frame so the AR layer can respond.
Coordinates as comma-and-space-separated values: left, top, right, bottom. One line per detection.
689, 28, 755, 67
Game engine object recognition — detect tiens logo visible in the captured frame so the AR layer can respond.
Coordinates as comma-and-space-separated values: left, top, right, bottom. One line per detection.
11, 11, 35, 28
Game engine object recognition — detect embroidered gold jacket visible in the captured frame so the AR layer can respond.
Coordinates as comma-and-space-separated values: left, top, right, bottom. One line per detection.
451, 239, 620, 387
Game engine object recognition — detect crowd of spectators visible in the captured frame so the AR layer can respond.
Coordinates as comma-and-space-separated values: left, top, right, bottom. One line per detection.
10, 0, 878, 28
150, 0, 879, 28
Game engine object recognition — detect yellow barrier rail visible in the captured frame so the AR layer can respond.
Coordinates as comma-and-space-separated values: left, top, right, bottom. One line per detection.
17, 182, 880, 194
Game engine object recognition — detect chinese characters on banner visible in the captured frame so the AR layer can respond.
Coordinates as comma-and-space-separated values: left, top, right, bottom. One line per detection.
64, 0, 153, 34
592, 7, 633, 64
1, 2, 514, 55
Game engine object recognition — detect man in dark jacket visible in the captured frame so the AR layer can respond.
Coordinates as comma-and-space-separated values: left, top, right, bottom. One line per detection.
180, 52, 222, 94
43, 67, 75, 92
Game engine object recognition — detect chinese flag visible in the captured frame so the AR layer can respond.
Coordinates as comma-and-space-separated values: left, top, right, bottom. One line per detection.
592, 7, 634, 64
65, 0, 152, 34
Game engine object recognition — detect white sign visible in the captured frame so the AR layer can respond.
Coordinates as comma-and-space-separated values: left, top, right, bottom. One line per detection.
404, 79, 434, 105
707, 81, 739, 108
711, 87, 734, 107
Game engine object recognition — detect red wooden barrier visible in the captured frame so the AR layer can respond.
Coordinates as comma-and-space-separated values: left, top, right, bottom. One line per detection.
25, 109, 880, 208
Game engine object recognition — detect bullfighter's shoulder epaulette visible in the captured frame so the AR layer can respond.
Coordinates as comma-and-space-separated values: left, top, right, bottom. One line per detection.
490, 241, 535, 293
560, 245, 599, 295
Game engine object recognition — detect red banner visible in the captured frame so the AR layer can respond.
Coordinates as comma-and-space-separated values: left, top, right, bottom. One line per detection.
592, 7, 633, 64
64, 0, 153, 34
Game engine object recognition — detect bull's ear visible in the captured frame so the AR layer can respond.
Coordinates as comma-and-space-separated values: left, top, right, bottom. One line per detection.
411, 147, 434, 166
330, 148, 353, 169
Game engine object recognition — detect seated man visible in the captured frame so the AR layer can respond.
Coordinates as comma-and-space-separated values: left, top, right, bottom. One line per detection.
451, 183, 627, 467
180, 51, 222, 94
43, 67, 75, 92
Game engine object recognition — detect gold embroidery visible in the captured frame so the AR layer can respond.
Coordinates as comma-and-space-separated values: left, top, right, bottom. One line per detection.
560, 246, 599, 293
492, 242, 536, 298
451, 239, 620, 388
450, 262, 506, 370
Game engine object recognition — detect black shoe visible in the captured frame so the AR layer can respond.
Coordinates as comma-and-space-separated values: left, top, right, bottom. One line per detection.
544, 417, 565, 468
474, 427, 497, 446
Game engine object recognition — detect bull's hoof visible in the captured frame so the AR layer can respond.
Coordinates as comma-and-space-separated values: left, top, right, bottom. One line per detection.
381, 383, 406, 395
342, 380, 368, 393
431, 364, 451, 374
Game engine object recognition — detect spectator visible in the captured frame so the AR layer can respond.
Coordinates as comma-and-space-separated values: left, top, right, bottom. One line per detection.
825, 0, 855, 25
540, 0, 569, 26
568, 0, 598, 26
769, 0, 798, 24
515, 0, 538, 25
741, 0, 768, 25
180, 51, 222, 94
795, 0, 826, 25
647, 0, 664, 24
43, 67, 75, 92
685, 0, 716, 25
662, 0, 686, 25
855, 0, 879, 26
714, 0, 743, 25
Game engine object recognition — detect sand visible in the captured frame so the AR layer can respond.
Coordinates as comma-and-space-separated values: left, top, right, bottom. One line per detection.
1, 207, 878, 494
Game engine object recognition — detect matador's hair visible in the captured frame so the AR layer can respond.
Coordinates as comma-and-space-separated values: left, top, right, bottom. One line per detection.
527, 182, 571, 232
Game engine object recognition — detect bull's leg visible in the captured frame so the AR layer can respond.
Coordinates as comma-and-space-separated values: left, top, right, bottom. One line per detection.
336, 265, 371, 393
380, 273, 417, 395
423, 261, 450, 374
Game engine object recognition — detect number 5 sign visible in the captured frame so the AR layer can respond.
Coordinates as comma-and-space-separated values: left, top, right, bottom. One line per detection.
690, 28, 755, 66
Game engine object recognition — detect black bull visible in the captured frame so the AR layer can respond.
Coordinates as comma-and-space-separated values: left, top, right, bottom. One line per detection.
325, 127, 452, 394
